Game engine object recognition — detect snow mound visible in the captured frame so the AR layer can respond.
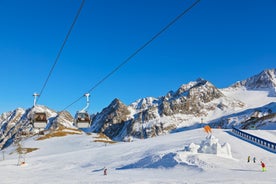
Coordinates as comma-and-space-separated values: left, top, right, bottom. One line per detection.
116, 152, 204, 172
185, 135, 232, 158
117, 134, 232, 171
175, 153, 214, 170
117, 153, 179, 169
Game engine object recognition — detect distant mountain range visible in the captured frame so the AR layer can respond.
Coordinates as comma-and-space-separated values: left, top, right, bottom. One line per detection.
0, 68, 275, 149
90, 78, 246, 141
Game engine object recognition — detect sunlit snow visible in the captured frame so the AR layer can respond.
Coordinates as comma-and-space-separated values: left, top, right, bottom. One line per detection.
0, 128, 275, 184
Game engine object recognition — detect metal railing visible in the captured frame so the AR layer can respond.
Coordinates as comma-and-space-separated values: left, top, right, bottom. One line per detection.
232, 127, 276, 153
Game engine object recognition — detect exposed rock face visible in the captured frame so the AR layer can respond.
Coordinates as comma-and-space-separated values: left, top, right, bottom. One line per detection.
91, 98, 131, 139
232, 69, 276, 89
159, 79, 225, 117
90, 78, 244, 140
0, 108, 27, 148
51, 111, 74, 129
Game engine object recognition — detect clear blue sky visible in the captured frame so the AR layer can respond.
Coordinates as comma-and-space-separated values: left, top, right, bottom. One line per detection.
0, 0, 275, 115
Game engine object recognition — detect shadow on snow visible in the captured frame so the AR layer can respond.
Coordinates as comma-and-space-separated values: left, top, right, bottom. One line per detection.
116, 152, 201, 171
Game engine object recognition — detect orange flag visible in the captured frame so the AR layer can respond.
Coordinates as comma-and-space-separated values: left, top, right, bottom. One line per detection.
204, 125, 212, 134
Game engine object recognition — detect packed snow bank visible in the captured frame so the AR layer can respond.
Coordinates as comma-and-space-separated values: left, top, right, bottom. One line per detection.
117, 150, 209, 172
117, 134, 232, 171
185, 134, 232, 158
117, 153, 179, 169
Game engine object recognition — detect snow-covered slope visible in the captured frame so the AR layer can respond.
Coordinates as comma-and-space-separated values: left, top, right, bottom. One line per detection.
209, 102, 276, 128
231, 68, 276, 90
215, 69, 276, 129
222, 87, 276, 109
0, 128, 275, 184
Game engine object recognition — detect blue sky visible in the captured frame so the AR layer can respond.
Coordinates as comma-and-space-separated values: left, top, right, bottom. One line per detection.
0, 0, 275, 115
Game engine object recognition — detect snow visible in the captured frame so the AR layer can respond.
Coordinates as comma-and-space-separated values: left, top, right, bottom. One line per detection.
161, 87, 276, 131
130, 97, 159, 111
185, 134, 232, 158
0, 128, 276, 184
244, 130, 276, 143
221, 87, 276, 109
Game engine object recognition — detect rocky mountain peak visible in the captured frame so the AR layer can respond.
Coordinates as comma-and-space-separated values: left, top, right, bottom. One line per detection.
130, 97, 159, 111
232, 68, 276, 89
188, 80, 224, 103
174, 78, 223, 101
52, 111, 74, 129
0, 105, 71, 149
91, 98, 131, 138
175, 80, 199, 96
159, 78, 226, 117
175, 78, 206, 95
109, 98, 125, 110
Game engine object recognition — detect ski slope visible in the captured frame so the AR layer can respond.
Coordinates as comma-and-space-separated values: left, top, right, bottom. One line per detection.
221, 88, 276, 110
0, 128, 275, 184
244, 130, 276, 143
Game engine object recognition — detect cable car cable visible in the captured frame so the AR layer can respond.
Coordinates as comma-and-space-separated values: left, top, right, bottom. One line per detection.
37, 0, 86, 103
62, 0, 200, 111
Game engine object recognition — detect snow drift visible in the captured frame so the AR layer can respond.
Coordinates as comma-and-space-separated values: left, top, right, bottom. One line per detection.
185, 134, 232, 158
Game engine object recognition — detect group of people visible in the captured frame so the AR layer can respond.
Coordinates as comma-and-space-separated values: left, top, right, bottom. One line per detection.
247, 156, 266, 172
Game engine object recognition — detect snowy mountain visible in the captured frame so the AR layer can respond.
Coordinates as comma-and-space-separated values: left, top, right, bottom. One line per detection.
88, 70, 276, 141
0, 105, 73, 149
209, 102, 276, 129
231, 68, 276, 91
0, 69, 276, 148
90, 78, 245, 141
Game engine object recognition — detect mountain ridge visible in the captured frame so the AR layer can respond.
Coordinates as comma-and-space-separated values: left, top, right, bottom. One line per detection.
88, 77, 250, 140
231, 68, 276, 90
0, 69, 275, 148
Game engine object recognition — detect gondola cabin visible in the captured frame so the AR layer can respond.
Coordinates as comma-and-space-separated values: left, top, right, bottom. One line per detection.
31, 112, 47, 129
74, 111, 91, 128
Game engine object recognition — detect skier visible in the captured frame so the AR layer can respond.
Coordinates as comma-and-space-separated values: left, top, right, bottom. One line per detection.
253, 157, 256, 163
247, 156, 250, 163
261, 161, 266, 172
104, 168, 107, 176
